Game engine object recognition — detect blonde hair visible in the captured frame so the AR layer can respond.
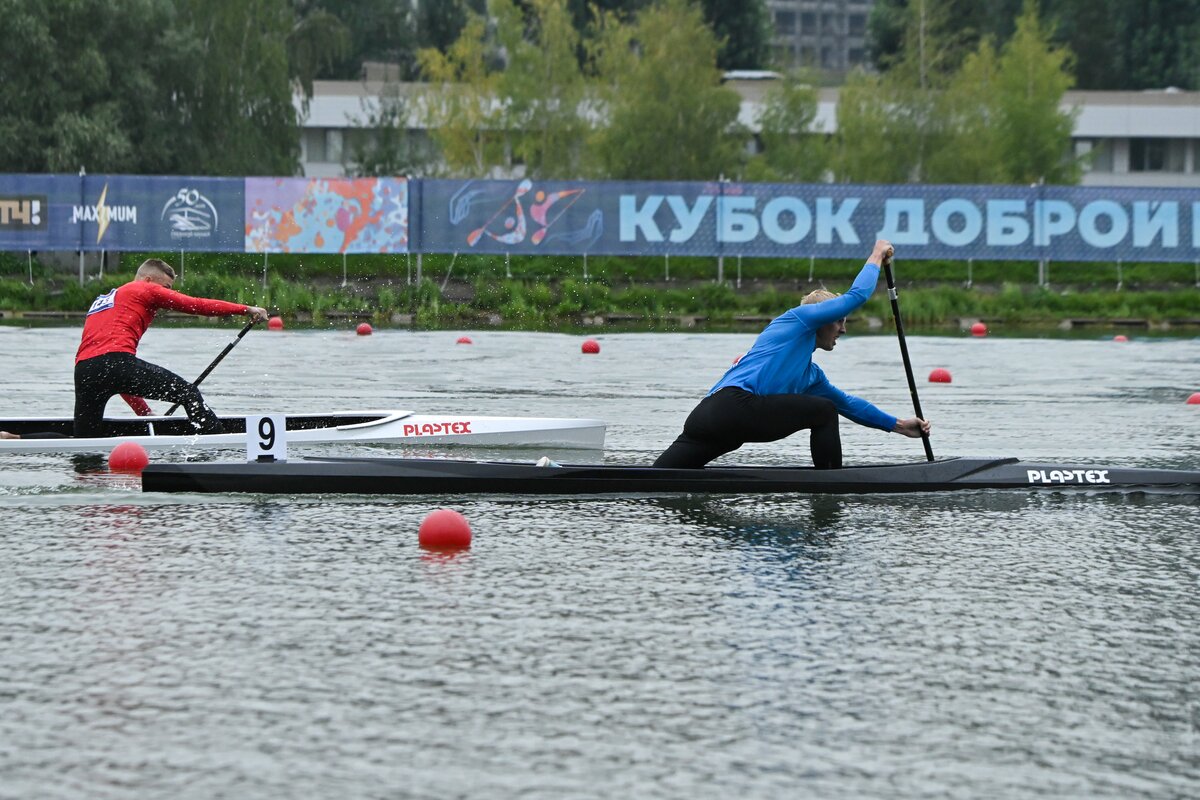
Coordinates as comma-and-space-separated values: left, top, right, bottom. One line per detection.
136, 258, 176, 281
801, 289, 838, 305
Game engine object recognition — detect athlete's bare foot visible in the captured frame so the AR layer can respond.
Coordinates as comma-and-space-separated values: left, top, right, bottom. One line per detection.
0, 431, 20, 439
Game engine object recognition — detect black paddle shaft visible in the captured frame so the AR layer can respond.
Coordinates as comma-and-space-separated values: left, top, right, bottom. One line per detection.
165, 318, 258, 416
882, 257, 935, 461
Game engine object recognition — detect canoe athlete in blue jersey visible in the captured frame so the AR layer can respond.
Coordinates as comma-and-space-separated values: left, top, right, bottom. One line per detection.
654, 240, 931, 469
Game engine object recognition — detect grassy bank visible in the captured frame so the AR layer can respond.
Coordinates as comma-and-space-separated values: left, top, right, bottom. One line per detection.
2, 250, 1199, 331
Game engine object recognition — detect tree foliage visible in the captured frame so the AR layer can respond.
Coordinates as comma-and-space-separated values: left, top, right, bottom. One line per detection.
0, 0, 186, 173
297, 0, 411, 80
700, 0, 770, 70
870, 0, 1200, 91
417, 15, 505, 177
991, 1, 1080, 183
349, 86, 432, 177
417, 0, 487, 54
587, 0, 745, 180
173, 0, 300, 175
839, 0, 1078, 185
494, 0, 588, 178
744, 71, 828, 183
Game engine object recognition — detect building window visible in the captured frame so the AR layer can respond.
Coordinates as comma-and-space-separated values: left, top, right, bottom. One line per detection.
1075, 138, 1113, 172
849, 14, 866, 37
822, 13, 837, 34
326, 129, 344, 164
800, 12, 816, 33
848, 48, 866, 66
304, 129, 327, 162
1130, 138, 1185, 172
776, 10, 796, 35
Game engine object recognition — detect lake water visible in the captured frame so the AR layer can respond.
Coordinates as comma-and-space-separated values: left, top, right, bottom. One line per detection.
1, 325, 1198, 799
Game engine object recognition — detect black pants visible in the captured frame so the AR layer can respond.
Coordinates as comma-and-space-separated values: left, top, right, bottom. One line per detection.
74, 352, 223, 438
653, 386, 841, 469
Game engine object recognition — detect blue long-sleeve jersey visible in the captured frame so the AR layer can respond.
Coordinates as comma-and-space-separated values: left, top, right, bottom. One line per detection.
708, 261, 897, 432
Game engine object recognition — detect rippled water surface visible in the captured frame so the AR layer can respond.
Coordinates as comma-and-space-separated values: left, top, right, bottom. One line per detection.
2, 326, 1198, 799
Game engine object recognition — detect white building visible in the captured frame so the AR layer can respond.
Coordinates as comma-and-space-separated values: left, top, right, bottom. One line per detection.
298, 78, 1200, 188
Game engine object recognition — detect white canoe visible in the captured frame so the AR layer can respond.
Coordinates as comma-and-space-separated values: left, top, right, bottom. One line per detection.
0, 410, 606, 453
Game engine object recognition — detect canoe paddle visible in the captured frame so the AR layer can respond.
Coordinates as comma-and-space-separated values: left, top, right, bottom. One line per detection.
165, 318, 259, 416
882, 254, 935, 462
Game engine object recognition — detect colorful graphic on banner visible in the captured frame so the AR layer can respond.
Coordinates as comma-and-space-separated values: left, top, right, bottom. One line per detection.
439, 179, 603, 251
245, 177, 408, 253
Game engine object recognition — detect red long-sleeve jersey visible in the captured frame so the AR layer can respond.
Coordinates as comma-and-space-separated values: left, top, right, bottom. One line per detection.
76, 280, 248, 363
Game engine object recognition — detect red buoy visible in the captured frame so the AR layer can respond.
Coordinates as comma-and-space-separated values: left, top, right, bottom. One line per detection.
929, 368, 952, 383
732, 354, 742, 365
581, 339, 600, 354
108, 441, 150, 473
1113, 334, 1129, 342
970, 321, 988, 337
356, 322, 373, 336
267, 316, 284, 330
418, 509, 472, 550
456, 335, 473, 345
1187, 392, 1200, 405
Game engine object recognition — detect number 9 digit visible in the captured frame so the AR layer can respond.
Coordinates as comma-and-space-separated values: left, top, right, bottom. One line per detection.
258, 416, 275, 451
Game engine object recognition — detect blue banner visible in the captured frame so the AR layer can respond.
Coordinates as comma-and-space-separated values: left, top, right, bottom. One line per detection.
418, 178, 608, 255
76, 175, 245, 252
0, 174, 79, 251
419, 178, 1200, 263
3, 174, 1198, 262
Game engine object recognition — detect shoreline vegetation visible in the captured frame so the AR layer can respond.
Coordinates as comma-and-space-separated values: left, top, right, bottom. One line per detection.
2, 251, 1199, 335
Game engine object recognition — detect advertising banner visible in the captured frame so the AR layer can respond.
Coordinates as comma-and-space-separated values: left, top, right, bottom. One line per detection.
3, 174, 1197, 262
0, 174, 82, 251
419, 178, 1200, 263
73, 175, 245, 252
244, 177, 408, 253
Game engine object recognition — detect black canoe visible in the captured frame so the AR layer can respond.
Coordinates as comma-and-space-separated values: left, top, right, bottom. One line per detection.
140, 455, 1200, 496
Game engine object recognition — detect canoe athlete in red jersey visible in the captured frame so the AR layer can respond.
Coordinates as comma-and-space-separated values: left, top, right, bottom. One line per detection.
2, 258, 267, 439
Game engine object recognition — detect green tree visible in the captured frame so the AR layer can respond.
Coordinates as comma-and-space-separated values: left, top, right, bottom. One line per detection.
286, 1, 353, 91
298, 0, 416, 80
349, 85, 432, 177
588, 0, 745, 180
494, 0, 588, 178
417, 15, 506, 176
566, 0, 649, 34
701, 0, 770, 70
1046, 0, 1200, 90
0, 0, 190, 173
174, 0, 300, 175
871, 0, 1200, 92
744, 71, 828, 182
839, 0, 961, 182
992, 0, 1080, 183
868, 0, 1023, 74
418, 0, 487, 53
829, 70, 917, 183
923, 39, 1007, 183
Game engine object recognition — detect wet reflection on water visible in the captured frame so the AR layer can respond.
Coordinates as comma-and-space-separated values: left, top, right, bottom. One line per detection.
1, 329, 1198, 798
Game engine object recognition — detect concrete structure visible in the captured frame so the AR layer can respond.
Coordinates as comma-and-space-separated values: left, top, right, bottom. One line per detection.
765, 0, 874, 73
299, 79, 1200, 188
